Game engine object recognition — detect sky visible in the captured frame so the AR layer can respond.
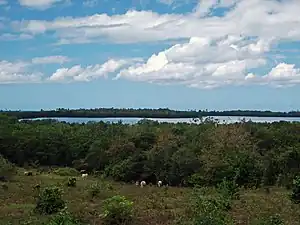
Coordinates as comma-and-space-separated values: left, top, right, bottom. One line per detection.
0, 0, 300, 111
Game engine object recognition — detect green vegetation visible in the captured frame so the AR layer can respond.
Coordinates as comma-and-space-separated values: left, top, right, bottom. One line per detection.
35, 186, 65, 215
2, 107, 300, 119
1, 113, 300, 224
101, 195, 134, 225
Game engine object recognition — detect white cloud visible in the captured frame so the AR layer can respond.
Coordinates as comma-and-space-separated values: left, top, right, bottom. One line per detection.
116, 36, 270, 89
247, 63, 300, 88
83, 0, 98, 7
0, 60, 43, 84
13, 0, 300, 45
0, 33, 33, 41
0, 0, 7, 5
48, 58, 141, 82
6, 0, 300, 88
32, 55, 71, 64
18, 0, 66, 10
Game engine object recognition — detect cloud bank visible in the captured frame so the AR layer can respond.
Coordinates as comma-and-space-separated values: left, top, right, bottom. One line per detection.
2, 0, 300, 89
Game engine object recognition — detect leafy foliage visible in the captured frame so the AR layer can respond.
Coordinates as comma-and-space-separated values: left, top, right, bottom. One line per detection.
0, 114, 300, 188
290, 175, 300, 203
101, 195, 134, 225
0, 154, 16, 180
35, 186, 65, 215
67, 177, 77, 187
253, 214, 284, 225
188, 188, 233, 225
46, 209, 81, 225
53, 168, 79, 177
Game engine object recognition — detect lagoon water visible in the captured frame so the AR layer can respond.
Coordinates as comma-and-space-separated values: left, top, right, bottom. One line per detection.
26, 116, 300, 124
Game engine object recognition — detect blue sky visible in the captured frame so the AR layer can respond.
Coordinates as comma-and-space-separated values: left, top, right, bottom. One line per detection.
1, 0, 300, 111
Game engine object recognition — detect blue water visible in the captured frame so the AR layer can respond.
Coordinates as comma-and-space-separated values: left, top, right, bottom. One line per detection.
25, 116, 300, 124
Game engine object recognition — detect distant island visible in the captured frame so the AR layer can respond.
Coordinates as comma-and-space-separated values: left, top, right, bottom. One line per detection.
1, 108, 300, 119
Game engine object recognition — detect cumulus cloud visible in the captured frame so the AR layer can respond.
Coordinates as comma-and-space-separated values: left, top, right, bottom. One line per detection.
48, 58, 142, 82
32, 55, 71, 65
13, 0, 300, 44
116, 36, 271, 89
0, 60, 43, 84
18, 0, 67, 10
5, 0, 300, 88
247, 63, 300, 88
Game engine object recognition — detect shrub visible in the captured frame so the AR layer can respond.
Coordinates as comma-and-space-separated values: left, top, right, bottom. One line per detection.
254, 214, 284, 225
189, 188, 233, 225
67, 177, 77, 187
0, 154, 16, 180
88, 182, 102, 198
46, 209, 81, 225
35, 186, 65, 215
290, 175, 300, 203
53, 168, 79, 176
88, 181, 113, 198
101, 195, 134, 225
217, 178, 239, 200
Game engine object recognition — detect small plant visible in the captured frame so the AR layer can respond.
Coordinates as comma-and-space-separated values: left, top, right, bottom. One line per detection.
53, 167, 79, 176
46, 208, 81, 225
290, 175, 300, 203
88, 181, 113, 198
67, 177, 77, 187
89, 182, 101, 198
101, 195, 134, 225
254, 214, 284, 225
217, 178, 239, 200
35, 186, 65, 215
188, 187, 233, 225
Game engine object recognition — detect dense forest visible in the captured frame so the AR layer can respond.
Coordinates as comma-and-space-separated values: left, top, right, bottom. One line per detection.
1, 113, 300, 188
1, 108, 300, 119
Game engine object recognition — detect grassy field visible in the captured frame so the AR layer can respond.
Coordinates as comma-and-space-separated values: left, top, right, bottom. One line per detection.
1, 169, 300, 225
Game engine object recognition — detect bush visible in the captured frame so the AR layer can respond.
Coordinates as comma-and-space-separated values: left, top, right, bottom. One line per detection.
35, 186, 65, 215
254, 214, 284, 225
67, 177, 77, 187
101, 195, 134, 225
0, 154, 16, 180
88, 181, 113, 198
290, 175, 300, 203
189, 188, 233, 225
53, 168, 79, 177
46, 209, 81, 225
217, 178, 239, 200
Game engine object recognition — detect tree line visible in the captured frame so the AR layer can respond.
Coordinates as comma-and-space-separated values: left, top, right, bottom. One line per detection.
1, 108, 300, 119
1, 114, 300, 188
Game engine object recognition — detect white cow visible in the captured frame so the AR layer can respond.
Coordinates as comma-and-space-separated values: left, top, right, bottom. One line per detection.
157, 180, 162, 187
140, 180, 146, 188
81, 173, 88, 178
135, 181, 140, 186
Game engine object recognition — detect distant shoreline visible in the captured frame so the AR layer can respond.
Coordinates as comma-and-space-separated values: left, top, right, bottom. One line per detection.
1, 108, 300, 119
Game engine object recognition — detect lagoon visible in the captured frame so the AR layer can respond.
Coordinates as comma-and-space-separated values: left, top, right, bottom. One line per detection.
25, 116, 300, 124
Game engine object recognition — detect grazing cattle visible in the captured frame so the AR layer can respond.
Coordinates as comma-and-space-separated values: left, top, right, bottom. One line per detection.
81, 173, 88, 178
80, 170, 86, 174
157, 180, 162, 187
24, 171, 33, 176
135, 181, 139, 186
140, 180, 146, 188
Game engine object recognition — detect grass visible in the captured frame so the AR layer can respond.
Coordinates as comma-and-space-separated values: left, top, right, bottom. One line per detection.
1, 170, 300, 225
